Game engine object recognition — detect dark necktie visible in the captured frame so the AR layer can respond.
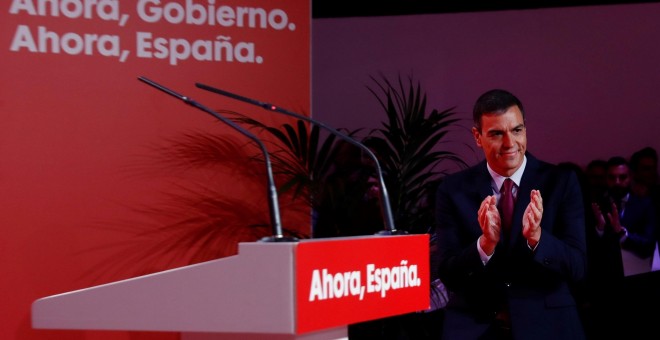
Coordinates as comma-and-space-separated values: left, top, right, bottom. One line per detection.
499, 178, 515, 238
618, 199, 626, 218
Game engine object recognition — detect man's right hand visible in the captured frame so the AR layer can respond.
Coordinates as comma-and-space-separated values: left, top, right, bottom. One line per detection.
591, 202, 606, 232
607, 202, 625, 234
478, 195, 500, 255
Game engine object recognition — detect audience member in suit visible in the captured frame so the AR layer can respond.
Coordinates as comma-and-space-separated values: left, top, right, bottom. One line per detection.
630, 147, 660, 202
434, 89, 587, 340
583, 159, 614, 281
584, 159, 608, 205
629, 146, 660, 267
582, 157, 626, 339
586, 155, 659, 339
592, 156, 657, 276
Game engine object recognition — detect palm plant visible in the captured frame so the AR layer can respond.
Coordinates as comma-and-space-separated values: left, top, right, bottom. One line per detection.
363, 74, 469, 233
89, 114, 354, 280
230, 112, 376, 238
231, 74, 471, 235
92, 74, 469, 280
228, 112, 354, 209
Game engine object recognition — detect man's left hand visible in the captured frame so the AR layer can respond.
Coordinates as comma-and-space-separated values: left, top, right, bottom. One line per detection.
523, 189, 543, 247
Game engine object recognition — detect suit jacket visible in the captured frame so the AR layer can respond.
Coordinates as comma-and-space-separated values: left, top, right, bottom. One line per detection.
586, 191, 657, 286
619, 193, 657, 259
434, 153, 587, 340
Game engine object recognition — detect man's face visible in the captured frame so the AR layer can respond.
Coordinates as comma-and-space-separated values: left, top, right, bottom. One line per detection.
634, 157, 658, 186
472, 105, 527, 177
586, 165, 607, 196
607, 164, 631, 199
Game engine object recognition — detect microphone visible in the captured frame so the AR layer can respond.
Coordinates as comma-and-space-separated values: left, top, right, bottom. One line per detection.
194, 82, 405, 235
137, 76, 298, 242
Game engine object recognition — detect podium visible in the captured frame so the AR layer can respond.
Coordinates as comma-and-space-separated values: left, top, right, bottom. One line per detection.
32, 234, 430, 339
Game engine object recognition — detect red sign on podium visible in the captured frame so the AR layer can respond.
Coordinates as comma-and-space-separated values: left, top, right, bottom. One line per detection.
295, 234, 430, 334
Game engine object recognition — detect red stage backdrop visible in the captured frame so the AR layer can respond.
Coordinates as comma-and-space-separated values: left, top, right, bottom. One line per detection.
1, 0, 310, 339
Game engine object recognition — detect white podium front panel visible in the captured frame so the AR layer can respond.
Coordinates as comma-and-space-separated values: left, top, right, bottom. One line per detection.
33, 242, 297, 334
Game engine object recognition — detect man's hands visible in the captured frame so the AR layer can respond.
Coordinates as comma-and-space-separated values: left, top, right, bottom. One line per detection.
591, 202, 607, 232
591, 200, 625, 234
608, 203, 625, 234
478, 189, 544, 254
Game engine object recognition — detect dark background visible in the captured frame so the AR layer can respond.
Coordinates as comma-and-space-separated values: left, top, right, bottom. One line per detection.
312, 1, 659, 18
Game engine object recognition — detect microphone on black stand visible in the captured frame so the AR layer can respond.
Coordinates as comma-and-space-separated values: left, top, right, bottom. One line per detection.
194, 82, 405, 235
137, 76, 297, 242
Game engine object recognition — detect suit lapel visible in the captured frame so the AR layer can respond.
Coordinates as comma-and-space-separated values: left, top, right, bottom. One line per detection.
473, 160, 494, 200
460, 161, 494, 236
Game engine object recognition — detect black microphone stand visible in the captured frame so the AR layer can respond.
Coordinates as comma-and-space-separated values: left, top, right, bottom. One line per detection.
194, 82, 405, 235
137, 76, 297, 242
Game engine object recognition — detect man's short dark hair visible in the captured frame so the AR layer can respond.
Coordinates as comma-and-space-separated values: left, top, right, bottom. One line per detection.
630, 146, 658, 171
606, 156, 628, 169
473, 89, 525, 132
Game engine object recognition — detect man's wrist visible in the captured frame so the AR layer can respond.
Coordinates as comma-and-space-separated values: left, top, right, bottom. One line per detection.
479, 235, 495, 256
527, 239, 539, 250
477, 236, 494, 265
617, 226, 628, 240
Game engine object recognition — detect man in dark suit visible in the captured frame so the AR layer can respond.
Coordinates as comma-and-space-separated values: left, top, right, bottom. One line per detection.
584, 155, 658, 339
434, 89, 587, 340
591, 156, 657, 275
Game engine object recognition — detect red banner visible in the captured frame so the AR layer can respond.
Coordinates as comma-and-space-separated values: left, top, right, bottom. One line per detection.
295, 235, 430, 334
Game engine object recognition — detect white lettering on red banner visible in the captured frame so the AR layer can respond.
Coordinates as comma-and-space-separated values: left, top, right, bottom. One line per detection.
308, 260, 421, 302
7, 0, 299, 65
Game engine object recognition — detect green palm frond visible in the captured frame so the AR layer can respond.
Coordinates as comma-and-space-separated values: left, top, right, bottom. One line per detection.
92, 74, 469, 281
226, 111, 356, 208
365, 74, 470, 233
